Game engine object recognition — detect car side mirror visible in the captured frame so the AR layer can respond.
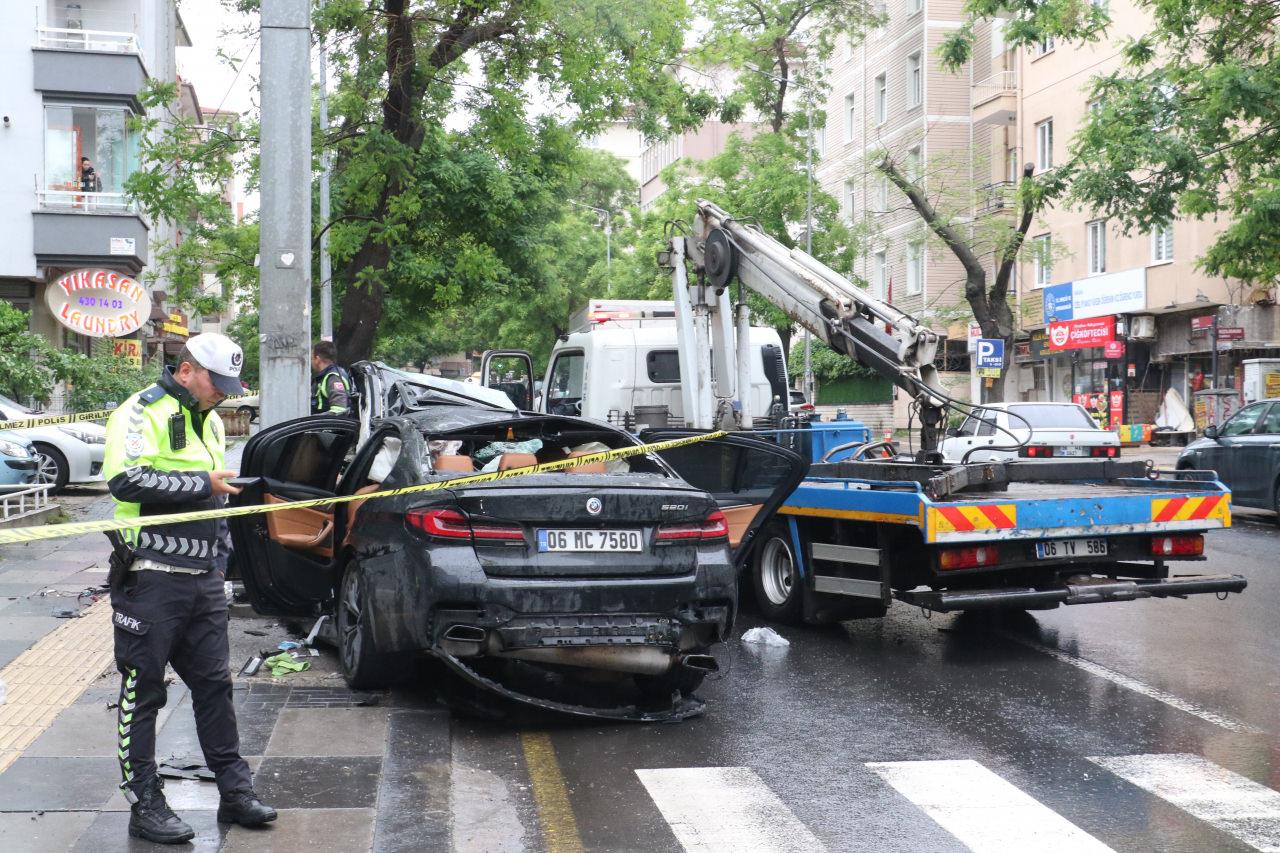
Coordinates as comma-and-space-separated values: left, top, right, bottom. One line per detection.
1203, 425, 1219, 440
945, 427, 960, 437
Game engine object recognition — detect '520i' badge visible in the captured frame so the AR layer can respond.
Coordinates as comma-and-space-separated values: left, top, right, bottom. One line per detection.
585, 497, 603, 515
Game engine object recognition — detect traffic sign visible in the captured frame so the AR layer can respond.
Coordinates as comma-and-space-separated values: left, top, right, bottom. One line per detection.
976, 338, 1005, 370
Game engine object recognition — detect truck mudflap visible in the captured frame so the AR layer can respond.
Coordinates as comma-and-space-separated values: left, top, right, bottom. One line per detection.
434, 650, 707, 723
897, 573, 1248, 612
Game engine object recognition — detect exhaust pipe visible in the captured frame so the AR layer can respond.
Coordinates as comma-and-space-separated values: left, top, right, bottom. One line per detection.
498, 645, 676, 675
680, 654, 719, 673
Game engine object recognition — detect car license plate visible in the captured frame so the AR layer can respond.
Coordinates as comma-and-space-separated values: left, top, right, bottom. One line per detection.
1035, 538, 1107, 559
1056, 446, 1087, 457
536, 529, 642, 552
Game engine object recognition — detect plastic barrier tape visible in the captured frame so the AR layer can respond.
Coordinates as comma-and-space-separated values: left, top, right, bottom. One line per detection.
0, 394, 257, 432
0, 431, 728, 545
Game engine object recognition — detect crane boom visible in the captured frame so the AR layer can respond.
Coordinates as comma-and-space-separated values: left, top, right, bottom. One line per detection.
667, 199, 949, 456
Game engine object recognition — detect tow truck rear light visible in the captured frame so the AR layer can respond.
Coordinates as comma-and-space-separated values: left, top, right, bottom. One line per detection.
1090, 446, 1119, 457
406, 509, 525, 541
1151, 534, 1203, 556
938, 545, 999, 570
1020, 446, 1054, 458
655, 510, 730, 542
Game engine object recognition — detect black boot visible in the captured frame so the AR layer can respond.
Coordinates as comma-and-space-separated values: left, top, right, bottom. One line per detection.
128, 777, 195, 844
217, 789, 277, 827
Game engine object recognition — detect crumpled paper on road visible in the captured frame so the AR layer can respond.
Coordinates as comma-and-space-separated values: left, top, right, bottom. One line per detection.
741, 626, 790, 647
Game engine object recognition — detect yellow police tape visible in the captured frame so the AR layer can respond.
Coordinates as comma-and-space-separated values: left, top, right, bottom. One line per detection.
0, 394, 258, 431
0, 431, 728, 546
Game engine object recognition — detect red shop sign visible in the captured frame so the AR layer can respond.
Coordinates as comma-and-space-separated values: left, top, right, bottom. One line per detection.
1048, 316, 1116, 351
1103, 340, 1125, 359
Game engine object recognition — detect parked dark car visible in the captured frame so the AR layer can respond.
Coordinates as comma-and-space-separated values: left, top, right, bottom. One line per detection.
229, 363, 806, 720
1178, 398, 1280, 522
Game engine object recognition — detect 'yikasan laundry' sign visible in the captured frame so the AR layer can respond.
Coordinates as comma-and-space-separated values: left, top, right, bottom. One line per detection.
45, 268, 151, 338
1042, 267, 1146, 323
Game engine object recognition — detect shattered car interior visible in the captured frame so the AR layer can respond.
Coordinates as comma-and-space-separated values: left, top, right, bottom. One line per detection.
229, 363, 806, 721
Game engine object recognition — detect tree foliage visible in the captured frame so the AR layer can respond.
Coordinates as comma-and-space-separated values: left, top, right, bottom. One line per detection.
942, 0, 1280, 286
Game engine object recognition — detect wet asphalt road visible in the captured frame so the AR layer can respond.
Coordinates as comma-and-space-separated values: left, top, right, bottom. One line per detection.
438, 509, 1280, 852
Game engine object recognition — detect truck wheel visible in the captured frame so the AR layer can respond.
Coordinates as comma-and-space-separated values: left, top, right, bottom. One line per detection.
753, 527, 804, 624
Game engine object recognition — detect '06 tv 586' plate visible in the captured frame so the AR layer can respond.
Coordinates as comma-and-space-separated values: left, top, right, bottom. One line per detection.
537, 529, 642, 553
1035, 538, 1107, 559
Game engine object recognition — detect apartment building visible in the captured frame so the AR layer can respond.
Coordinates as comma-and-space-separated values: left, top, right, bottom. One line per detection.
0, 0, 190, 374
817, 0, 989, 418
1006, 0, 1280, 426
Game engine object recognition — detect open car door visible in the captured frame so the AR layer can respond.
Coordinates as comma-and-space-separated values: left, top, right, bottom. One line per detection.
228, 417, 360, 616
642, 430, 808, 568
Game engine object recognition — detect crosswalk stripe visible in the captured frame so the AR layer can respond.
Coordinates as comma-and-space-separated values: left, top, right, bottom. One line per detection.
635, 767, 825, 852
866, 760, 1115, 852
1090, 754, 1280, 852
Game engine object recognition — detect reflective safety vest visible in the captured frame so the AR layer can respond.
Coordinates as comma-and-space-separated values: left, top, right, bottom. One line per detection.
312, 363, 353, 415
102, 369, 226, 571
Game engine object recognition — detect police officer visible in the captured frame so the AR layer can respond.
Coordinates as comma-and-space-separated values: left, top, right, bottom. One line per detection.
310, 340, 352, 415
103, 333, 276, 844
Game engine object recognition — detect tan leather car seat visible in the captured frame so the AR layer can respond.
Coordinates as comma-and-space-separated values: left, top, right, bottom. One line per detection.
435, 455, 475, 472
565, 450, 606, 474
498, 453, 538, 471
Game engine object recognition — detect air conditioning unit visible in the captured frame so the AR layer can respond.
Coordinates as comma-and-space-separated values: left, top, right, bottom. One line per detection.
1129, 314, 1156, 340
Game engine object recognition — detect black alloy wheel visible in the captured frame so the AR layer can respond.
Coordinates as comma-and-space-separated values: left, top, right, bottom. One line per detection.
336, 561, 400, 689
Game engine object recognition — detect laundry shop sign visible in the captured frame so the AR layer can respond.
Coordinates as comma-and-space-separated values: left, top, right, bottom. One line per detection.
45, 268, 152, 338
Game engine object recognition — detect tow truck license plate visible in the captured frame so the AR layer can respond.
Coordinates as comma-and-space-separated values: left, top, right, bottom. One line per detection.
1035, 538, 1107, 559
537, 529, 642, 552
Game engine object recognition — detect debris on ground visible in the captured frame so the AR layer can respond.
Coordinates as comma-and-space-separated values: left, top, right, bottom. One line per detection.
741, 626, 790, 647
158, 759, 215, 782
263, 652, 311, 677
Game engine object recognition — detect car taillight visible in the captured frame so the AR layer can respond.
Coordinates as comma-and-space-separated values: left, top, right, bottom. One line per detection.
1020, 446, 1054, 458
655, 510, 730, 542
406, 509, 524, 541
1151, 534, 1203, 556
1090, 446, 1119, 457
938, 545, 999, 570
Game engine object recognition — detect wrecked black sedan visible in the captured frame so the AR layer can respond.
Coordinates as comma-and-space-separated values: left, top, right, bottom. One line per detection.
228, 363, 805, 720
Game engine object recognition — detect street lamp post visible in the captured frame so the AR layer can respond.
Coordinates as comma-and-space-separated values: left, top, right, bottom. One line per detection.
570, 200, 612, 294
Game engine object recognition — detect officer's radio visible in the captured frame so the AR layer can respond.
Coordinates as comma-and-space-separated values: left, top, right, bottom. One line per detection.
169, 412, 186, 450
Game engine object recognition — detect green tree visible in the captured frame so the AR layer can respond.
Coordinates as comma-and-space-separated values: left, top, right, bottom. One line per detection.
941, 0, 1280, 286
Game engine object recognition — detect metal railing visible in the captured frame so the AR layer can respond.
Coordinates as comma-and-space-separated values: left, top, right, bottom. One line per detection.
37, 189, 134, 213
972, 70, 1017, 107
36, 25, 140, 54
977, 180, 1015, 215
0, 483, 55, 524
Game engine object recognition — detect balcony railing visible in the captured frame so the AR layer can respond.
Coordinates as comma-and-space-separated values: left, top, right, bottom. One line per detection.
37, 189, 134, 213
972, 70, 1017, 108
36, 25, 140, 54
977, 181, 1015, 215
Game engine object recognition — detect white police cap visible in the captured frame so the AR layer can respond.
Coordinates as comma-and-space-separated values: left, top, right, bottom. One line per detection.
184, 333, 244, 395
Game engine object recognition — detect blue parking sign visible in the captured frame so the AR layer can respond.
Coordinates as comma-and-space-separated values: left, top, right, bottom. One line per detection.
976, 338, 1004, 370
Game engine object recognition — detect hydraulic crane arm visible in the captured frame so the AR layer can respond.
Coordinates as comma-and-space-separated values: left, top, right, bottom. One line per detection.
676, 199, 949, 456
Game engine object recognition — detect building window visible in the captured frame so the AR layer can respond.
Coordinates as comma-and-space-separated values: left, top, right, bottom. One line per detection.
1088, 99, 1103, 114
1035, 119, 1053, 171
906, 241, 923, 295
872, 1, 888, 39
1151, 224, 1174, 263
43, 103, 138, 206
906, 146, 921, 182
844, 179, 856, 222
1035, 35, 1055, 56
874, 176, 889, 212
875, 73, 887, 125
873, 250, 887, 298
1087, 219, 1107, 274
1006, 148, 1019, 182
1032, 234, 1052, 286
908, 0, 923, 13
1090, 0, 1108, 8
844, 94, 856, 141
907, 53, 922, 107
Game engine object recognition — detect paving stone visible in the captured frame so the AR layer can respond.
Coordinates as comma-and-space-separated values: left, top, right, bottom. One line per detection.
221, 807, 375, 853
99, 758, 263, 812
252, 756, 382, 809
373, 709, 453, 852
265, 707, 389, 757
0, 756, 117, 810
26, 703, 121, 757
233, 685, 289, 757
71, 809, 226, 853
0, 640, 34, 668
0, 810, 97, 852
0, 615, 63, 640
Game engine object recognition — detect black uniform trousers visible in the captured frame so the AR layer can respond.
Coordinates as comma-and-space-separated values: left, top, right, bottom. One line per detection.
112, 567, 252, 798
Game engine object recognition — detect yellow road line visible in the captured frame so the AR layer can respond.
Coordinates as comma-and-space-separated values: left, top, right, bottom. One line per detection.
521, 732, 585, 853
0, 597, 115, 773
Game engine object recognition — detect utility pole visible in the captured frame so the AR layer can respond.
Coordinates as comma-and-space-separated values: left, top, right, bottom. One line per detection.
569, 200, 612, 293
318, 34, 333, 341
803, 84, 814, 405
258, 0, 312, 426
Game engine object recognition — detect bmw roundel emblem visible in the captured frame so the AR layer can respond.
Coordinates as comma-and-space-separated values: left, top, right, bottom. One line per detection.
586, 497, 603, 515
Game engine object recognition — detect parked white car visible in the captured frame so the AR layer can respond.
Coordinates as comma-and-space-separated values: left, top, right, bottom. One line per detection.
0, 394, 106, 494
941, 402, 1121, 463
215, 392, 259, 422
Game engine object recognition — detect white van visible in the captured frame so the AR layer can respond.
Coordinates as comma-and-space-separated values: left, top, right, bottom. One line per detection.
483, 300, 792, 429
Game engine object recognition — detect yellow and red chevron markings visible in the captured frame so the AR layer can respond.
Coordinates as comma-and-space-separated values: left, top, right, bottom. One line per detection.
930, 503, 1018, 535
1152, 494, 1230, 524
